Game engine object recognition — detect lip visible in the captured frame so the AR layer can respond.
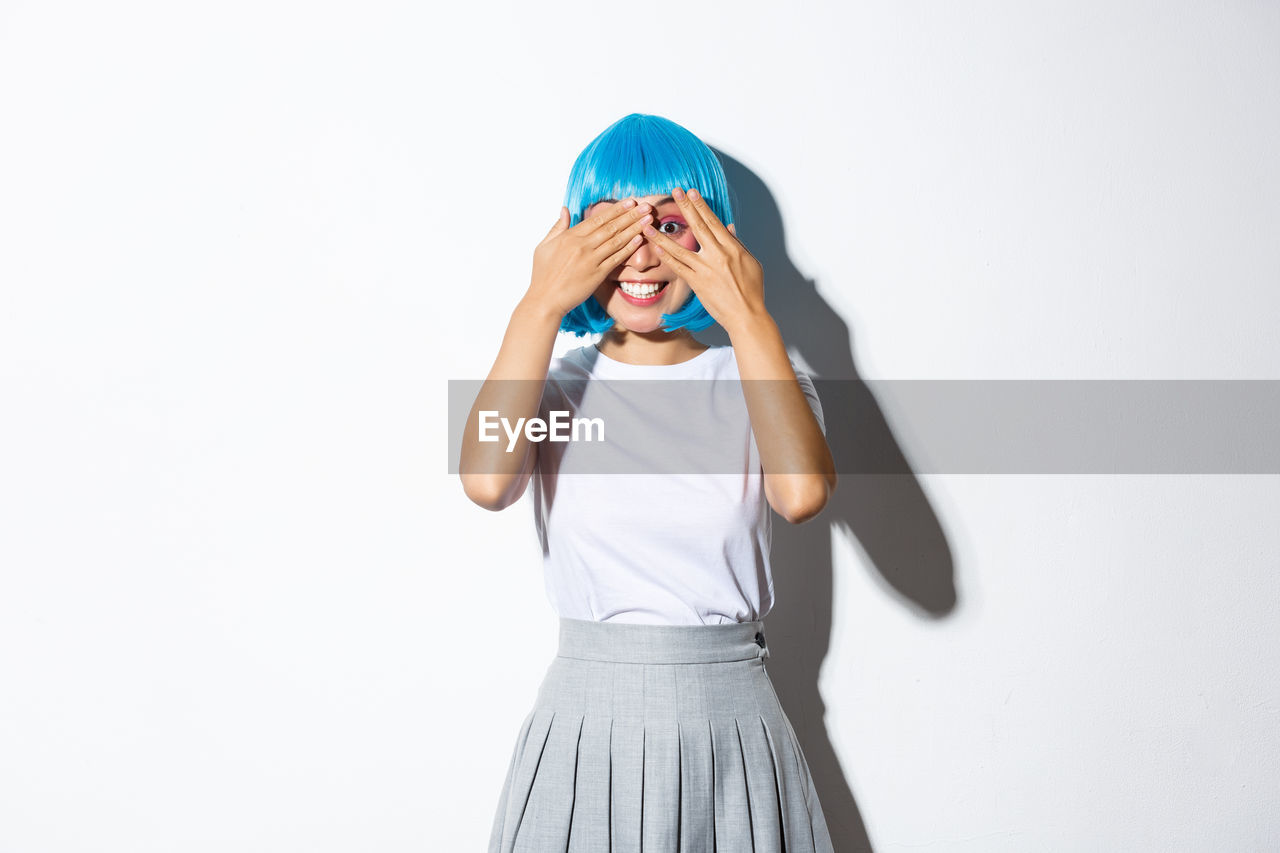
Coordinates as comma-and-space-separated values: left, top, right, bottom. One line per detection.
615, 280, 669, 306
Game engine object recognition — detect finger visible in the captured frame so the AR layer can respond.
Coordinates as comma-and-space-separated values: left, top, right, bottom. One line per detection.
591, 211, 654, 261
545, 206, 570, 239
676, 187, 732, 248
641, 222, 699, 277
579, 197, 645, 236
668, 186, 723, 251
589, 203, 654, 248
598, 231, 646, 270
727, 222, 737, 239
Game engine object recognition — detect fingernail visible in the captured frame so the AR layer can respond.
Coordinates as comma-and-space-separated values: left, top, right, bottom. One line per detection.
672, 187, 685, 199
623, 198, 636, 208
688, 188, 700, 200
637, 201, 652, 211
643, 224, 656, 236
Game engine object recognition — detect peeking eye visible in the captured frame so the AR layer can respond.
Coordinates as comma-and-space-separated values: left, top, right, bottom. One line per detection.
658, 220, 685, 236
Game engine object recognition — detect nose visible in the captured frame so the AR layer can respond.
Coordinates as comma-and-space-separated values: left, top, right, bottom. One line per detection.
624, 236, 661, 270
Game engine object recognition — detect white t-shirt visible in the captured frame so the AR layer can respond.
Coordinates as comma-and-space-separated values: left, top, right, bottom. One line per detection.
531, 343, 826, 625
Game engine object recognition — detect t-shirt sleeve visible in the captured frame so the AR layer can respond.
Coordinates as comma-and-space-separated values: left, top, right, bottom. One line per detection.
792, 366, 826, 436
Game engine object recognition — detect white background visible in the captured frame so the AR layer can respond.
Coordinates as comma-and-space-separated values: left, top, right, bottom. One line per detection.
2, 1, 1278, 850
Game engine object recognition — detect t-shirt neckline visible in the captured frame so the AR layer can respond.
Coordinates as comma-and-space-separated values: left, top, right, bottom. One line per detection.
585, 343, 721, 377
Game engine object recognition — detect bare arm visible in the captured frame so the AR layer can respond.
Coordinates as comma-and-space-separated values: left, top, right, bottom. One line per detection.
457, 298, 563, 511
728, 311, 836, 524
457, 200, 656, 511
639, 187, 836, 523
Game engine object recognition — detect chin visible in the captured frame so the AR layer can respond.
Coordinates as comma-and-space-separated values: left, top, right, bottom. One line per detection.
597, 302, 645, 328
608, 318, 659, 334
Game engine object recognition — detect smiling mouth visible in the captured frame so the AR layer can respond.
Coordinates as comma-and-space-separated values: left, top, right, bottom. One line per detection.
616, 280, 668, 298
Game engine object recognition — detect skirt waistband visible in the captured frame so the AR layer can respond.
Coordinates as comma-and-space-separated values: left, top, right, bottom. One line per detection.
556, 616, 770, 664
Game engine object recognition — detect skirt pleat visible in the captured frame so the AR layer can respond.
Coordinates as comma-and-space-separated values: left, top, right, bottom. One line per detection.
641, 721, 680, 851
678, 720, 715, 852
761, 714, 818, 853
565, 715, 611, 852
742, 715, 785, 851
521, 711, 584, 851
491, 709, 556, 853
610, 719, 645, 849
488, 617, 835, 853
709, 716, 753, 850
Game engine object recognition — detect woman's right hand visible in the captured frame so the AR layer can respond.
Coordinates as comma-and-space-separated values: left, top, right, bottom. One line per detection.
525, 199, 654, 319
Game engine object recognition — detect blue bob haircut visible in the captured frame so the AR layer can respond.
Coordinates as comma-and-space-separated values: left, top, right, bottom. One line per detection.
559, 113, 735, 337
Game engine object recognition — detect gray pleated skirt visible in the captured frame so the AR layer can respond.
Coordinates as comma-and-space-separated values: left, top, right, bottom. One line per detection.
488, 616, 835, 852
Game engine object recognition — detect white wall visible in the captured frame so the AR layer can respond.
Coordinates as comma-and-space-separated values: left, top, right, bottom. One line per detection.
2, 1, 1277, 850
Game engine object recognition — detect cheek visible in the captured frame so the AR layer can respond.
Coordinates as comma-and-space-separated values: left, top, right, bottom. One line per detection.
674, 232, 700, 252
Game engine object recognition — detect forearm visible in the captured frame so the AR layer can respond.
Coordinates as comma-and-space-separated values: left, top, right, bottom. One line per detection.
725, 310, 837, 521
458, 296, 563, 510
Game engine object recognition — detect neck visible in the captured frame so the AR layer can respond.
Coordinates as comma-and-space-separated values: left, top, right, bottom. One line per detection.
594, 328, 709, 366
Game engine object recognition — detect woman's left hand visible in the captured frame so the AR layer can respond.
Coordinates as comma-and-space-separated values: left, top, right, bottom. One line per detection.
641, 187, 768, 333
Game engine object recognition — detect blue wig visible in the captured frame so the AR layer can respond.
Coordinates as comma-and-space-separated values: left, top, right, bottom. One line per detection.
559, 114, 735, 337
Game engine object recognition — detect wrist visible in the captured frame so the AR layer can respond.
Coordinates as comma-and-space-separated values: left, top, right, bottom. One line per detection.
513, 293, 566, 329
722, 306, 778, 341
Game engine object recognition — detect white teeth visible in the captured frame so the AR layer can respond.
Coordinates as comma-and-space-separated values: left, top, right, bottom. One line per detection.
620, 281, 664, 297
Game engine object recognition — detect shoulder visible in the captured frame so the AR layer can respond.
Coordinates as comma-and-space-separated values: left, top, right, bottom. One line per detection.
548, 345, 596, 380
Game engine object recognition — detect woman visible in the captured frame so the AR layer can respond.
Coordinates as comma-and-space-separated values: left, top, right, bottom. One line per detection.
460, 113, 837, 852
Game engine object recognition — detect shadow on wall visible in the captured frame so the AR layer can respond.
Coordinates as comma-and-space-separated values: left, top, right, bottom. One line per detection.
698, 149, 961, 852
